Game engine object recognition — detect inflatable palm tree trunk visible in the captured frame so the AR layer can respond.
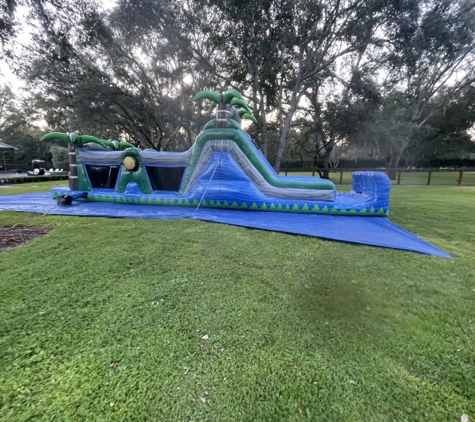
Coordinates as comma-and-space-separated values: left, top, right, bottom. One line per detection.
216, 102, 232, 128
68, 137, 81, 190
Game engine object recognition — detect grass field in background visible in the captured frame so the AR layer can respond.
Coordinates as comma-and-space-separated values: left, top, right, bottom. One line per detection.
280, 170, 475, 186
0, 180, 69, 194
1, 182, 474, 421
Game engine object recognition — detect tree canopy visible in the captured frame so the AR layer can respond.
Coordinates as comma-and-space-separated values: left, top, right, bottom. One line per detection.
1, 0, 475, 174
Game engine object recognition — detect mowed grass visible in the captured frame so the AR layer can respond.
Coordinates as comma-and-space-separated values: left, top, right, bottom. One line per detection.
280, 170, 475, 186
0, 180, 69, 194
0, 182, 474, 421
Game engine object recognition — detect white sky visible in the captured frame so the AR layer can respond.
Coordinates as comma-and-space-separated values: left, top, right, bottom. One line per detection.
0, 5, 31, 93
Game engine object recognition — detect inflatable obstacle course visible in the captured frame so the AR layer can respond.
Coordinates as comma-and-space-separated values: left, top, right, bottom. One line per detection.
41, 89, 391, 216
2, 89, 451, 257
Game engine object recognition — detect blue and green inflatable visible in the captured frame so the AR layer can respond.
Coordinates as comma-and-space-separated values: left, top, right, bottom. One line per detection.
41, 89, 391, 216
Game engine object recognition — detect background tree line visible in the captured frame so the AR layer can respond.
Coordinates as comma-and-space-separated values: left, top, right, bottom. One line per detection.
1, 0, 475, 176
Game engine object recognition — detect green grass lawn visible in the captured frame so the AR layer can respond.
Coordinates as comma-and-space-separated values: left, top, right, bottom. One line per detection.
0, 180, 69, 194
1, 182, 474, 421
280, 170, 475, 186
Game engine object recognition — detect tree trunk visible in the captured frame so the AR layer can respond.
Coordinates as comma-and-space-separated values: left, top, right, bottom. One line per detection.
321, 137, 336, 179
259, 94, 268, 157
387, 149, 404, 180
241, 56, 268, 156
273, 86, 303, 172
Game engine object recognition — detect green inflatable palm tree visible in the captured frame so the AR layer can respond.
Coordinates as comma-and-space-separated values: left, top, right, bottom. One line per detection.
40, 132, 134, 190
194, 88, 257, 128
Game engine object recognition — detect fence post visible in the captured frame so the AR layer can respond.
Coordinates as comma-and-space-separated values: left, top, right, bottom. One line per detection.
285, 169, 288, 176
339, 170, 343, 184
312, 169, 315, 176
427, 169, 432, 185
397, 170, 402, 185
457, 169, 463, 186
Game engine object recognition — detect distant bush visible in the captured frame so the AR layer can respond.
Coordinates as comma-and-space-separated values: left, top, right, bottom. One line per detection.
280, 158, 388, 169
50, 145, 69, 170
337, 159, 388, 168
0, 175, 68, 184
423, 158, 475, 168
280, 160, 313, 168
280, 157, 475, 169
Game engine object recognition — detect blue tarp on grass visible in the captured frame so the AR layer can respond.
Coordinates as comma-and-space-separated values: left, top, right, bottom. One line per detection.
0, 192, 451, 258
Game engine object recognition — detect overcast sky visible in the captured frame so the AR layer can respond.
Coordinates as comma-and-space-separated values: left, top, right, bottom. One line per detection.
1, 1, 117, 95
1, 5, 31, 94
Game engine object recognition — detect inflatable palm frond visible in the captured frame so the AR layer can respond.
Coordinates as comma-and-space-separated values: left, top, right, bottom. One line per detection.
194, 88, 258, 126
40, 132, 134, 150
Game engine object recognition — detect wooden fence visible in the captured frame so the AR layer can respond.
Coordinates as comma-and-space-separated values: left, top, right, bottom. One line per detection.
279, 167, 475, 186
